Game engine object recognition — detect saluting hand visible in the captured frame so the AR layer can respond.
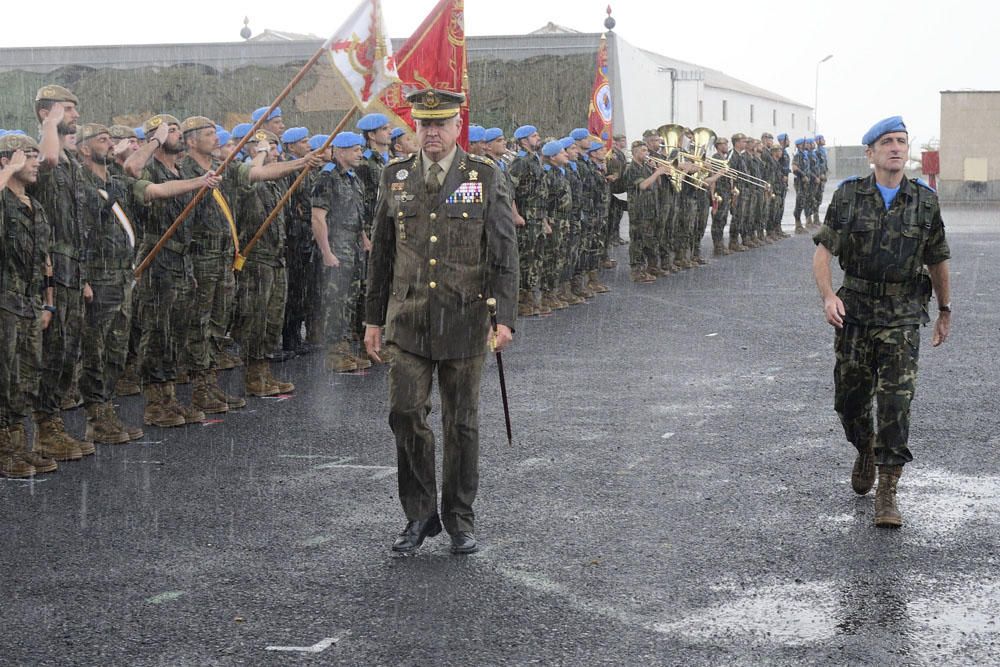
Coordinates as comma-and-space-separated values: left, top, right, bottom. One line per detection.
152, 121, 170, 147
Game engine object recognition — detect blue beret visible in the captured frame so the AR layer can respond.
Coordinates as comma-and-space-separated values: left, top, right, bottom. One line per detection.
390, 127, 406, 141
356, 113, 389, 131
332, 131, 365, 149
468, 126, 485, 143
513, 125, 537, 140
541, 140, 564, 158
281, 127, 309, 144
815, 134, 824, 141
776, 132, 787, 141
309, 134, 330, 151
559, 137, 575, 149
134, 127, 145, 140
587, 140, 604, 152
570, 128, 590, 141
216, 129, 231, 146
231, 123, 253, 140
862, 116, 906, 146
251, 106, 282, 123
794, 138, 806, 146
0, 130, 6, 138
483, 127, 503, 142
9, 130, 25, 136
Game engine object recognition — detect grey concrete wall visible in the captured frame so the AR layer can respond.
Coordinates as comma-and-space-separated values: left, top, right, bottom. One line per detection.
828, 145, 868, 180
938, 179, 1000, 204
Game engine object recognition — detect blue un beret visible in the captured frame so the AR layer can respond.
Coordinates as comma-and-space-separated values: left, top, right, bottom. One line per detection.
390, 127, 406, 141
468, 125, 485, 143
281, 127, 309, 144
559, 137, 575, 149
541, 140, 564, 158
794, 138, 806, 146
134, 127, 145, 140
484, 127, 504, 142
587, 140, 604, 152
776, 132, 787, 141
251, 106, 282, 123
217, 129, 231, 146
231, 123, 253, 140
309, 134, 330, 151
570, 128, 590, 141
815, 134, 824, 141
513, 125, 537, 140
862, 116, 906, 146
356, 113, 389, 131
332, 132, 365, 149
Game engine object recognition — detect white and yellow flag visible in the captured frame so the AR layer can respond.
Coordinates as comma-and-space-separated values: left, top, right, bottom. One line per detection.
323, 0, 400, 108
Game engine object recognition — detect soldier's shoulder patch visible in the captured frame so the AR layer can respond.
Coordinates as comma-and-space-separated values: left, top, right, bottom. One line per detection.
468, 153, 497, 170
838, 175, 863, 187
912, 177, 936, 193
362, 148, 373, 159
387, 154, 415, 167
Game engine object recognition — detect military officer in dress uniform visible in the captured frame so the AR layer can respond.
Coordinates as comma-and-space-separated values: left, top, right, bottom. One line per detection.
364, 88, 518, 555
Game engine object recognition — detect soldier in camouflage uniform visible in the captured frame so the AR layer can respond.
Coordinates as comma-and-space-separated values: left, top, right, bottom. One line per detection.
353, 113, 390, 338
0, 136, 59, 477
710, 136, 733, 256
814, 134, 829, 226
584, 140, 612, 292
804, 139, 821, 228
792, 137, 812, 233
558, 137, 584, 307
541, 139, 574, 309
813, 116, 951, 528
604, 133, 628, 258
623, 141, 666, 282
727, 133, 750, 252
310, 132, 371, 373
508, 125, 547, 316
643, 130, 673, 274
279, 127, 317, 355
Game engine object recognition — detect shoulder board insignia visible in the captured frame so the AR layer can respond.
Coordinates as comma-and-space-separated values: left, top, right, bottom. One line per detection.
838, 175, 863, 186
387, 154, 415, 167
913, 177, 936, 193
468, 154, 496, 168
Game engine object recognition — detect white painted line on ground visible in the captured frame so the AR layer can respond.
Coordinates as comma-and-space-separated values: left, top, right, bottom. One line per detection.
279, 454, 346, 460
315, 462, 397, 480
0, 477, 49, 484
705, 332, 719, 337
146, 591, 185, 604
265, 637, 338, 653
661, 432, 675, 439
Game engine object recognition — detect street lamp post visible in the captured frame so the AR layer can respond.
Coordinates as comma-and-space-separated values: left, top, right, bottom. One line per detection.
814, 54, 833, 134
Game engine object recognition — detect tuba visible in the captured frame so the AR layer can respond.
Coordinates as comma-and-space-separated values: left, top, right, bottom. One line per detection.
656, 124, 687, 192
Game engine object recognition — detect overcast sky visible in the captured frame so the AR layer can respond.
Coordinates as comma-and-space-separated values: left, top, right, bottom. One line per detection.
4, 0, 995, 149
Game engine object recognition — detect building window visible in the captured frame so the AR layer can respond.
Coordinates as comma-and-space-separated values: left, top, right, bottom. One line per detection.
750, 104, 755, 123
773, 109, 777, 126
722, 99, 728, 121
698, 100, 704, 123
791, 113, 795, 128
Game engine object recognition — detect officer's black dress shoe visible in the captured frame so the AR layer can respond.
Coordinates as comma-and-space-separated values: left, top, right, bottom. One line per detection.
391, 515, 442, 553
450, 531, 477, 555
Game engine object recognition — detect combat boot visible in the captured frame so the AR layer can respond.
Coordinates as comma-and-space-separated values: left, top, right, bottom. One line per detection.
163, 383, 205, 424
60, 383, 83, 410
207, 370, 245, 410
560, 281, 584, 305
812, 211, 821, 227
517, 290, 534, 317
324, 344, 360, 375
263, 362, 297, 393
215, 349, 243, 371
794, 217, 806, 234
103, 402, 143, 440
32, 413, 84, 461
542, 290, 566, 311
630, 269, 654, 283
851, 438, 876, 495
572, 274, 595, 299
874, 465, 904, 528
600, 258, 617, 269
9, 423, 57, 473
588, 270, 610, 293
191, 371, 229, 415
348, 348, 373, 371
84, 402, 130, 445
115, 363, 142, 396
0, 427, 36, 478
143, 384, 186, 428
532, 291, 550, 315
175, 369, 190, 385
712, 240, 726, 257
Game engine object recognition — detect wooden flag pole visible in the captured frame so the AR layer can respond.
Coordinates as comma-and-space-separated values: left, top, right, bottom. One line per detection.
234, 105, 358, 271
134, 45, 328, 278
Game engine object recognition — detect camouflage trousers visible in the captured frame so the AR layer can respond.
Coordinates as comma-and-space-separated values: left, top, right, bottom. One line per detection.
579, 211, 605, 273
387, 344, 485, 534
711, 192, 731, 244
771, 189, 787, 232
815, 176, 828, 214
283, 240, 316, 347
138, 270, 194, 385
749, 192, 764, 237
834, 323, 920, 467
606, 197, 627, 255
691, 196, 711, 256
542, 218, 568, 290
81, 281, 134, 406
628, 216, 655, 269
320, 257, 362, 344
36, 283, 83, 415
656, 198, 674, 263
794, 178, 813, 219
517, 221, 545, 292
0, 309, 42, 428
674, 196, 697, 255
186, 256, 235, 373
233, 261, 287, 361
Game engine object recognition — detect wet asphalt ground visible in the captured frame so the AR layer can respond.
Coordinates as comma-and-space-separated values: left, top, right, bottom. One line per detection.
2, 194, 999, 666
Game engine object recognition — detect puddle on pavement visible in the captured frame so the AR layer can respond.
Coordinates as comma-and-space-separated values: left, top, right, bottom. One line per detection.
902, 467, 1000, 539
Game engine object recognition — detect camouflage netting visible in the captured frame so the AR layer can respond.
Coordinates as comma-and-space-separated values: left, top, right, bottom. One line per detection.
0, 52, 594, 138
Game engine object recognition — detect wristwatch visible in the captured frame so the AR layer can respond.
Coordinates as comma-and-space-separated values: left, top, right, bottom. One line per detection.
43, 304, 57, 314
938, 303, 952, 313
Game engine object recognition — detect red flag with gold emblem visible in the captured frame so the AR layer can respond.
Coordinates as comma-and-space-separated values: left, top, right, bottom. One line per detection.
588, 33, 613, 148
377, 0, 470, 147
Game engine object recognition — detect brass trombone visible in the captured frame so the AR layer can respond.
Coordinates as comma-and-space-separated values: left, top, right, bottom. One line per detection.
645, 154, 708, 191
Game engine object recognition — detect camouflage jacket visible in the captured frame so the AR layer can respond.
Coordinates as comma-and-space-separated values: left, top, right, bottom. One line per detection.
79, 167, 142, 285
567, 161, 585, 220
237, 179, 286, 268
366, 147, 519, 360
793, 151, 812, 179
623, 159, 658, 221
779, 149, 791, 177
179, 156, 251, 261
542, 165, 573, 220
0, 188, 49, 317
508, 151, 548, 222
355, 147, 388, 235
29, 148, 86, 288
590, 160, 611, 220
711, 151, 733, 196
285, 167, 317, 254
310, 166, 365, 261
815, 147, 829, 177
606, 147, 628, 195
814, 174, 950, 326
139, 156, 193, 279
576, 156, 598, 217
